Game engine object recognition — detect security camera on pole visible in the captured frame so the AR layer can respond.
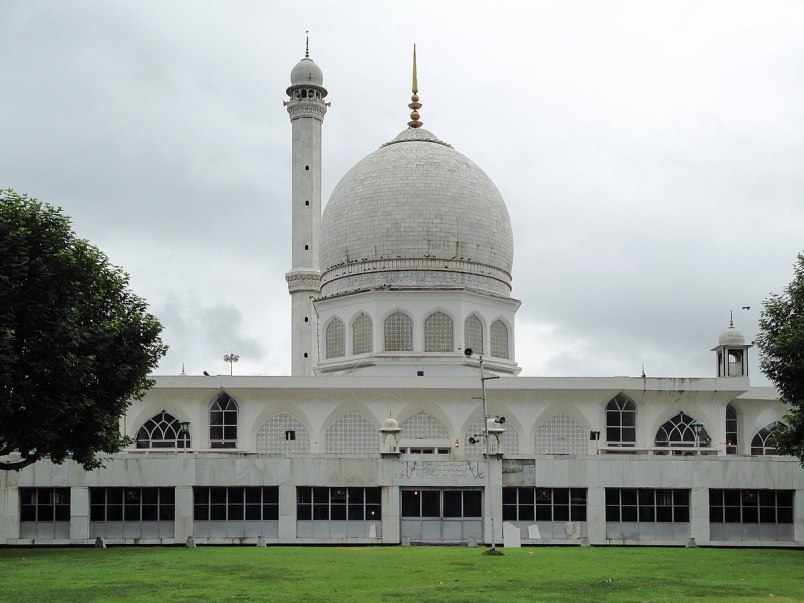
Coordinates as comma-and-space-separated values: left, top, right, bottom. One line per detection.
464, 347, 505, 555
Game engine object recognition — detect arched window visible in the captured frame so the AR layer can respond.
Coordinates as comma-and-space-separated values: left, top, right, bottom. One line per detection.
256, 412, 310, 454
654, 413, 710, 449
352, 314, 373, 355
606, 394, 636, 447
136, 411, 189, 449
726, 404, 738, 455
325, 412, 377, 454
210, 393, 238, 448
326, 318, 345, 358
384, 311, 413, 351
424, 311, 453, 352
534, 414, 586, 455
490, 320, 509, 359
464, 314, 483, 355
751, 422, 785, 456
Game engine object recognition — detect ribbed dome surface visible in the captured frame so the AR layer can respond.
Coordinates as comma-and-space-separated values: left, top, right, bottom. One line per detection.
719, 326, 746, 346
289, 58, 324, 88
319, 129, 514, 297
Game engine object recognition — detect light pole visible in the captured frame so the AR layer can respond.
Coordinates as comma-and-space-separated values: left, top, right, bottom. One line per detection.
691, 421, 704, 455
224, 353, 240, 376
465, 348, 503, 555
179, 420, 190, 453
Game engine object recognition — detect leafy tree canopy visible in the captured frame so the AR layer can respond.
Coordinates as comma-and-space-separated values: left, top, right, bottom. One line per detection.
756, 252, 804, 465
0, 189, 166, 470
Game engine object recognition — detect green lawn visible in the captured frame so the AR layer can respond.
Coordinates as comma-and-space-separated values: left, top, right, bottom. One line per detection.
0, 546, 801, 602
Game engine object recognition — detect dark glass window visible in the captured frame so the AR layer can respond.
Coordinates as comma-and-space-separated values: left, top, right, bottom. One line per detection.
136, 411, 190, 449
209, 393, 238, 448
296, 487, 381, 521
401, 489, 482, 518
605, 394, 637, 447
709, 489, 794, 524
605, 488, 689, 522
502, 488, 586, 522
654, 413, 710, 450
751, 422, 785, 456
90, 488, 174, 522
20, 488, 70, 522
725, 405, 738, 455
193, 487, 278, 521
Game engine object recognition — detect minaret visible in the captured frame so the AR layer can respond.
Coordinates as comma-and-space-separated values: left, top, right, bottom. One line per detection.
284, 36, 328, 375
711, 312, 752, 377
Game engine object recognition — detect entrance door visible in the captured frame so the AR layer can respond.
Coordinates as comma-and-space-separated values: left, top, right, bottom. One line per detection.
400, 488, 482, 543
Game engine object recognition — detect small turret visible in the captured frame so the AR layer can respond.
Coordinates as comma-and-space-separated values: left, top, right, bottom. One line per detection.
711, 312, 752, 377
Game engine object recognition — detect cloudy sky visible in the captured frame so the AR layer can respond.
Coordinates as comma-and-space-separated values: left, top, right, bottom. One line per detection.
2, 1, 802, 382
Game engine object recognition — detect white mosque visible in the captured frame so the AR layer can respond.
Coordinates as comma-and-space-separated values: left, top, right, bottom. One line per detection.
1, 47, 801, 547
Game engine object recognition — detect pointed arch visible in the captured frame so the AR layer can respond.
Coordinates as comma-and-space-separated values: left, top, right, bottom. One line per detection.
654, 413, 709, 449
352, 313, 373, 355
136, 411, 190, 449
424, 311, 454, 352
255, 412, 311, 454
400, 412, 449, 440
324, 412, 377, 454
534, 414, 586, 455
490, 319, 509, 359
325, 317, 346, 358
464, 314, 484, 355
384, 311, 413, 351
209, 392, 238, 448
751, 421, 785, 456
605, 393, 636, 447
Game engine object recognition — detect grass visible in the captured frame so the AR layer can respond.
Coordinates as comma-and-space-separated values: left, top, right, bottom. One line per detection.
0, 546, 801, 602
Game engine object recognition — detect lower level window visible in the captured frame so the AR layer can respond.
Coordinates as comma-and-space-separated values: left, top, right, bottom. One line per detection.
606, 488, 689, 522
90, 488, 174, 521
194, 487, 278, 521
297, 487, 381, 521
20, 488, 70, 522
401, 489, 481, 518
709, 489, 794, 524
502, 487, 587, 521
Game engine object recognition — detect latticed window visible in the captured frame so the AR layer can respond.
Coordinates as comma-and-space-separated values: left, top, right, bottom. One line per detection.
490, 320, 509, 358
256, 412, 311, 454
464, 314, 483, 355
326, 318, 345, 358
401, 412, 449, 440
136, 411, 190, 449
726, 404, 738, 455
654, 413, 709, 448
464, 415, 520, 455
210, 393, 238, 448
534, 414, 586, 455
751, 422, 784, 455
352, 314, 373, 355
384, 311, 413, 351
324, 412, 377, 453
424, 311, 454, 352
606, 394, 636, 447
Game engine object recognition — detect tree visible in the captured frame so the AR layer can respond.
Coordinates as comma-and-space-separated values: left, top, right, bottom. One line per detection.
0, 189, 167, 470
755, 252, 804, 466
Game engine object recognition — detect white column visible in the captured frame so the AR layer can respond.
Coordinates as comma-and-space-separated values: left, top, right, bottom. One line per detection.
278, 485, 297, 542
1, 486, 20, 543
381, 485, 400, 543
70, 486, 89, 543
586, 487, 606, 545
795, 489, 804, 545
689, 487, 710, 545
174, 486, 194, 544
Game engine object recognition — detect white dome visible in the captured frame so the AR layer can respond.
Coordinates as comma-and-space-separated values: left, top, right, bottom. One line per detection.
319, 129, 514, 297
289, 58, 324, 88
719, 325, 746, 346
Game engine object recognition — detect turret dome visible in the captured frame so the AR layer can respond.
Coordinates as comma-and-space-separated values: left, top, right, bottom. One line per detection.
289, 57, 324, 89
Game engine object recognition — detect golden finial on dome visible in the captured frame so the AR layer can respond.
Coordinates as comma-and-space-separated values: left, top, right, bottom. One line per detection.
407, 44, 422, 128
